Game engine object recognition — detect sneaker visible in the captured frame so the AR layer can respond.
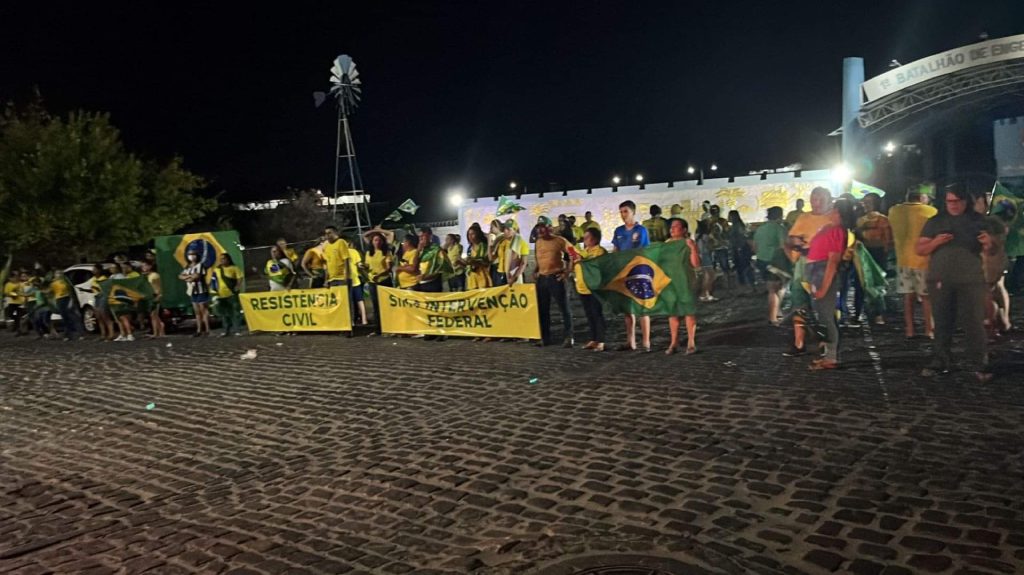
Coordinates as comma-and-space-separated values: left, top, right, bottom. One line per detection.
125, 334, 135, 342
874, 316, 886, 326
783, 345, 806, 357
114, 335, 126, 342
562, 338, 574, 348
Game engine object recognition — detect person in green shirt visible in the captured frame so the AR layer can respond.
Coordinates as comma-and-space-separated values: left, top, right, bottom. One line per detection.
211, 253, 244, 336
413, 226, 449, 341
642, 205, 669, 243
753, 206, 789, 325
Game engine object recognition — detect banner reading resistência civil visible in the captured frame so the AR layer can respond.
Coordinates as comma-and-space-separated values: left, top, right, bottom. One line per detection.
240, 287, 352, 332
378, 285, 541, 339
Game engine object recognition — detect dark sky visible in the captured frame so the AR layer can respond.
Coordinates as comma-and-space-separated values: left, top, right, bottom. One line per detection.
3, 1, 1021, 220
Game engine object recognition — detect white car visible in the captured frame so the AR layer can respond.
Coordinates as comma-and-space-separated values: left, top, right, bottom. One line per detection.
60, 262, 141, 332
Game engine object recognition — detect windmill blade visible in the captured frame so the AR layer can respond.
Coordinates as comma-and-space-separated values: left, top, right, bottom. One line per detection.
313, 91, 327, 108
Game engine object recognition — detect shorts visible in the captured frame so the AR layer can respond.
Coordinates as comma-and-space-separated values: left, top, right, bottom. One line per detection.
191, 293, 211, 305
756, 261, 781, 283
350, 285, 365, 302
897, 266, 928, 296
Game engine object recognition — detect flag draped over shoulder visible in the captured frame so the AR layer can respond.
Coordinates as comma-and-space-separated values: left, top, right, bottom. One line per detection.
852, 243, 886, 313
100, 277, 154, 315
991, 180, 1024, 257
581, 240, 695, 316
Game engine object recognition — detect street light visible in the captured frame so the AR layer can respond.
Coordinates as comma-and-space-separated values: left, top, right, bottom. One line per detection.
612, 175, 621, 185
447, 187, 465, 208
687, 166, 695, 175
509, 181, 517, 190
635, 174, 644, 183
710, 163, 718, 172
883, 142, 896, 153
830, 163, 853, 184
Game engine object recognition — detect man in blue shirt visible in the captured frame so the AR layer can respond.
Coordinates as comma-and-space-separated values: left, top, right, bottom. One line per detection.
612, 200, 652, 352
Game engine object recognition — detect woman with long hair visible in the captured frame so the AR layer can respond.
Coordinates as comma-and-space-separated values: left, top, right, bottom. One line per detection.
364, 232, 393, 332
463, 226, 492, 290
694, 220, 717, 302
665, 218, 701, 355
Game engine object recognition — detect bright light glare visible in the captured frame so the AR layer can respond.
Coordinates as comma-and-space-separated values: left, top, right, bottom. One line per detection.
830, 164, 853, 184
710, 163, 718, 171
635, 174, 644, 182
612, 175, 621, 185
509, 181, 517, 190
447, 189, 465, 207
687, 166, 696, 175
883, 141, 897, 153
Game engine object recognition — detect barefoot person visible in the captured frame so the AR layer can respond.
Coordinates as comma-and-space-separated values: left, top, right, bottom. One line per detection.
665, 218, 700, 355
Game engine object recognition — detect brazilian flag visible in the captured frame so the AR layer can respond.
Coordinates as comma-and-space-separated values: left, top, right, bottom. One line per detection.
991, 181, 1024, 258
852, 242, 887, 315
100, 276, 154, 315
581, 241, 696, 316
154, 231, 245, 312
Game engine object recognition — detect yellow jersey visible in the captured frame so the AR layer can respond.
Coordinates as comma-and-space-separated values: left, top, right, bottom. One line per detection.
397, 249, 419, 288
365, 250, 390, 281
574, 245, 607, 294
50, 278, 71, 299
348, 248, 363, 288
322, 238, 350, 282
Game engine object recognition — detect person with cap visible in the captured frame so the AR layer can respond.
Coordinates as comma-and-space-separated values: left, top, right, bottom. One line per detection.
178, 246, 211, 337
497, 219, 530, 285
534, 216, 576, 347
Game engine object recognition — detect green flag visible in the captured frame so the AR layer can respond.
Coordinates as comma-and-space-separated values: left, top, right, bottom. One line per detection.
495, 195, 525, 216
991, 180, 1024, 257
581, 241, 696, 316
396, 198, 420, 214
384, 210, 403, 222
100, 276, 154, 315
853, 242, 887, 314
849, 180, 886, 200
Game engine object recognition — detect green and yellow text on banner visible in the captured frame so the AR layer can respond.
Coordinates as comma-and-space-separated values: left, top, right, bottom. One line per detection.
240, 287, 351, 332
378, 285, 541, 339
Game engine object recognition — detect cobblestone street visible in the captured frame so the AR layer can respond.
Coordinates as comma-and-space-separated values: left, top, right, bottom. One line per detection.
1, 292, 1023, 574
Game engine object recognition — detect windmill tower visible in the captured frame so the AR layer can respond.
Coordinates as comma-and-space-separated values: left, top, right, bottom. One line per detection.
321, 54, 371, 245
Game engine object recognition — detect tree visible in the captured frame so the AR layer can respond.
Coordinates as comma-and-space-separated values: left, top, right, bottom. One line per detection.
238, 189, 339, 247
0, 96, 214, 264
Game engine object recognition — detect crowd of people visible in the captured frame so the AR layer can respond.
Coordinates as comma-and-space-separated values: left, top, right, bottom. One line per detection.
3, 183, 1016, 381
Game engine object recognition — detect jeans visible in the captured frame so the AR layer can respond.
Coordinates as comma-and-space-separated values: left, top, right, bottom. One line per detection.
732, 245, 754, 285
812, 274, 840, 362
215, 294, 242, 334
32, 307, 51, 336
368, 279, 393, 333
536, 274, 573, 344
580, 293, 605, 344
55, 297, 82, 338
929, 280, 987, 371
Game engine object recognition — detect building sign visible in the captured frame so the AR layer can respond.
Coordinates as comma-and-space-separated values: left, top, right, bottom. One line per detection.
862, 33, 1024, 103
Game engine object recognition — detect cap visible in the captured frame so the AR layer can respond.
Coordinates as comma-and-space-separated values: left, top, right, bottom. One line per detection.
503, 219, 519, 231
537, 216, 552, 226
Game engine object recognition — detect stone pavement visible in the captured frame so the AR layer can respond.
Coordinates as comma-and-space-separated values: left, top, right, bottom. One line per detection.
1, 289, 1023, 575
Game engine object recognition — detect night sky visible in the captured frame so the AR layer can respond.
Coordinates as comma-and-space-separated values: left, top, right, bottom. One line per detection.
3, 1, 1021, 220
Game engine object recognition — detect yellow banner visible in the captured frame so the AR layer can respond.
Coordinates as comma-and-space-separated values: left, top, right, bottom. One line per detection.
240, 287, 352, 332
379, 285, 541, 339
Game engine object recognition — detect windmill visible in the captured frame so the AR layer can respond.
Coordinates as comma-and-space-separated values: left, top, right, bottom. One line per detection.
316, 54, 370, 245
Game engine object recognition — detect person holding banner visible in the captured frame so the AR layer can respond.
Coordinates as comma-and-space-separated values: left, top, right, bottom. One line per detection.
364, 232, 394, 332
322, 225, 351, 290
413, 226, 447, 294
573, 227, 608, 351
211, 253, 244, 337
612, 201, 651, 352
301, 239, 326, 289
442, 234, 465, 292
665, 218, 700, 355
534, 218, 575, 347
396, 235, 420, 290
463, 227, 492, 290
347, 246, 368, 326
266, 246, 296, 292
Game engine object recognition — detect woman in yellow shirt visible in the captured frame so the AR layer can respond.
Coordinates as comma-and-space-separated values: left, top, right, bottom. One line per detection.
363, 232, 393, 332
463, 226, 491, 290
347, 246, 368, 326
572, 227, 608, 351
396, 235, 420, 289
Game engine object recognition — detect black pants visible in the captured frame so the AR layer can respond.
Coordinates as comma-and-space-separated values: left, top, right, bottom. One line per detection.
580, 293, 605, 344
929, 280, 987, 371
536, 274, 572, 344
414, 278, 443, 339
448, 275, 465, 292
494, 272, 508, 286
368, 279, 393, 333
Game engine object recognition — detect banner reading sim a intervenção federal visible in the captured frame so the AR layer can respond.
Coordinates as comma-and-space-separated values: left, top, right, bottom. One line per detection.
378, 284, 540, 339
